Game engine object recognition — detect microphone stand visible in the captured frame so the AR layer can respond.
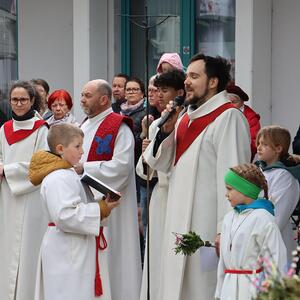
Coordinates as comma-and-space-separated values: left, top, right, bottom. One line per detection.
118, 7, 177, 300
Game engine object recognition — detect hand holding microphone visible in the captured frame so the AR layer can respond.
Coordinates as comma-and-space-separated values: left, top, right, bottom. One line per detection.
158, 96, 186, 132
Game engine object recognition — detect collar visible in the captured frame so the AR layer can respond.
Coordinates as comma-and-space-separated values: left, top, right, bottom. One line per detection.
85, 108, 113, 125
257, 160, 300, 181
12, 116, 39, 131
234, 198, 274, 216
187, 90, 230, 120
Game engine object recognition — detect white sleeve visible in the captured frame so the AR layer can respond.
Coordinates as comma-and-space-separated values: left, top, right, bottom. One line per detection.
143, 129, 176, 173
259, 221, 287, 275
266, 169, 300, 231
4, 125, 49, 196
214, 109, 251, 232
43, 172, 100, 236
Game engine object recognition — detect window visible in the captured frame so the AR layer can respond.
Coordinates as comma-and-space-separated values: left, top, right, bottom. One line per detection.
129, 0, 180, 81
195, 0, 235, 77
0, 0, 16, 125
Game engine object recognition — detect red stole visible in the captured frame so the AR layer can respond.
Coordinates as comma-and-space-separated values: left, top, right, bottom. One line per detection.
174, 102, 235, 165
4, 119, 47, 145
86, 112, 132, 297
87, 112, 133, 162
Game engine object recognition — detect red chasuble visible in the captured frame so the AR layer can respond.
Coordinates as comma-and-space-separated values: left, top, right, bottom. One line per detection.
87, 112, 133, 162
174, 102, 236, 165
3, 119, 47, 145
85, 112, 132, 297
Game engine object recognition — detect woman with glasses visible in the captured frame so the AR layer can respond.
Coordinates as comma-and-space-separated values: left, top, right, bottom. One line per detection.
0, 80, 49, 300
120, 77, 147, 165
120, 78, 147, 242
46, 89, 79, 126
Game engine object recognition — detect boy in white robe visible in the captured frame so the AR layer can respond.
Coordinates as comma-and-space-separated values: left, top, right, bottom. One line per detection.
29, 123, 119, 300
216, 163, 287, 300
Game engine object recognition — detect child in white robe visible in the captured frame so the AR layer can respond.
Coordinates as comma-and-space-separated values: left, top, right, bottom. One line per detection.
255, 125, 300, 262
215, 163, 287, 300
29, 123, 119, 300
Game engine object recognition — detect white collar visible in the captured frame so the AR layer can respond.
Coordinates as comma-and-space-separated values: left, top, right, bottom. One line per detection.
12, 116, 38, 131
187, 90, 230, 120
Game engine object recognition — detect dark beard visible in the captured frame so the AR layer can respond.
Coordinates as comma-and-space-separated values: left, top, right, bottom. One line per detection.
187, 84, 210, 109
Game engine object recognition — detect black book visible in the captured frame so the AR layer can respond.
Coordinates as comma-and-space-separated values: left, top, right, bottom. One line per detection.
80, 172, 121, 201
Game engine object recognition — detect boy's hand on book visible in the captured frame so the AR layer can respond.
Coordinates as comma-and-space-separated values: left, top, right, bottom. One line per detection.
99, 194, 120, 220
104, 194, 120, 209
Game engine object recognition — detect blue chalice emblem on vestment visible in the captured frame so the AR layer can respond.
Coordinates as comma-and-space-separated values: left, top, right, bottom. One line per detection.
95, 134, 112, 155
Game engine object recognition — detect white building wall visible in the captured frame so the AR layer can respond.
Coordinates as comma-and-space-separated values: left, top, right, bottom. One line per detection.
235, 0, 272, 127
272, 0, 300, 138
18, 0, 116, 122
18, 0, 74, 96
236, 0, 300, 140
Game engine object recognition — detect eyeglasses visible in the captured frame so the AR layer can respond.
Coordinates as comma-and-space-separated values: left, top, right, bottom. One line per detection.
125, 87, 141, 93
10, 97, 30, 105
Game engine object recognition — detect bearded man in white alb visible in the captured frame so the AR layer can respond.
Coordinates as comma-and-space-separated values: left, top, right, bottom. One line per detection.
143, 54, 251, 299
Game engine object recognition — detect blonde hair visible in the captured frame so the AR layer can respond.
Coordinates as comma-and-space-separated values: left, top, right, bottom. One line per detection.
47, 123, 83, 153
230, 163, 269, 199
256, 125, 290, 160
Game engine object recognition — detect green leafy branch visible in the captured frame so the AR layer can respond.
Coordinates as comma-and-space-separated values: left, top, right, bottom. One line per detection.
173, 231, 215, 256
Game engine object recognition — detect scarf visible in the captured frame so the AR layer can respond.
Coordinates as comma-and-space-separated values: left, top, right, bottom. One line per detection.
12, 108, 35, 121
234, 198, 275, 216
120, 99, 144, 115
47, 112, 78, 126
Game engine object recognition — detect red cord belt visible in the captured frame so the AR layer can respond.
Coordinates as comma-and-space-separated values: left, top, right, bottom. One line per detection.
225, 267, 263, 274
48, 223, 107, 297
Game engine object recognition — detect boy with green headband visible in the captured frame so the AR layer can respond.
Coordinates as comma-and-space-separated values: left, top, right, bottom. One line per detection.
215, 163, 287, 300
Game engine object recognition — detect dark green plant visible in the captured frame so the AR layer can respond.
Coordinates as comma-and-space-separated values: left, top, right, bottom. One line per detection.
173, 231, 214, 256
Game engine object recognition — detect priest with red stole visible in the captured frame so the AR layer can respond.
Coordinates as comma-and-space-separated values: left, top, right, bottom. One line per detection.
74, 79, 141, 300
0, 80, 48, 300
142, 54, 251, 300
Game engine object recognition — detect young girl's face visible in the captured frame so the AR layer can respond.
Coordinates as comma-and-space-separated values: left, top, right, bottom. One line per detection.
225, 184, 251, 207
256, 136, 281, 165
62, 135, 84, 165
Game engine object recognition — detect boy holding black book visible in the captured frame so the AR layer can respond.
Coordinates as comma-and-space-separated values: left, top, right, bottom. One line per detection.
29, 123, 119, 300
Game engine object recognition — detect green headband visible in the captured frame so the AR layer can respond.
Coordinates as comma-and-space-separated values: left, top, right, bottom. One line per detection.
224, 169, 262, 199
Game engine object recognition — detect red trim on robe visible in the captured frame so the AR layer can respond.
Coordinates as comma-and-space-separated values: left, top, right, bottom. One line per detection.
175, 103, 236, 165
3, 119, 47, 145
85, 112, 132, 297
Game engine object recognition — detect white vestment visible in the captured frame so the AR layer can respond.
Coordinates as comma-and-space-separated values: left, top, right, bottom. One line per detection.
136, 118, 170, 300
215, 209, 287, 300
34, 168, 103, 300
0, 117, 48, 300
263, 168, 300, 262
81, 108, 142, 300
144, 91, 251, 300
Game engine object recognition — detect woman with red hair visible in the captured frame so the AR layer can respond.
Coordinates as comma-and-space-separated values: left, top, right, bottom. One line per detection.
46, 89, 78, 126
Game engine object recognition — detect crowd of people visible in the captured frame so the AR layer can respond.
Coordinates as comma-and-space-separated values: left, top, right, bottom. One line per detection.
0, 52, 300, 300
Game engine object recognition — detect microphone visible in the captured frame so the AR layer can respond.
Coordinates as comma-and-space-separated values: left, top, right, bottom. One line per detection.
157, 96, 185, 128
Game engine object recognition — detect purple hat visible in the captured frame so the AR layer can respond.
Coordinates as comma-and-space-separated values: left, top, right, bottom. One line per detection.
156, 53, 184, 73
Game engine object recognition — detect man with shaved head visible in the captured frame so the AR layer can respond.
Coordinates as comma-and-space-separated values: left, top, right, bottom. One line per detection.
74, 79, 141, 300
